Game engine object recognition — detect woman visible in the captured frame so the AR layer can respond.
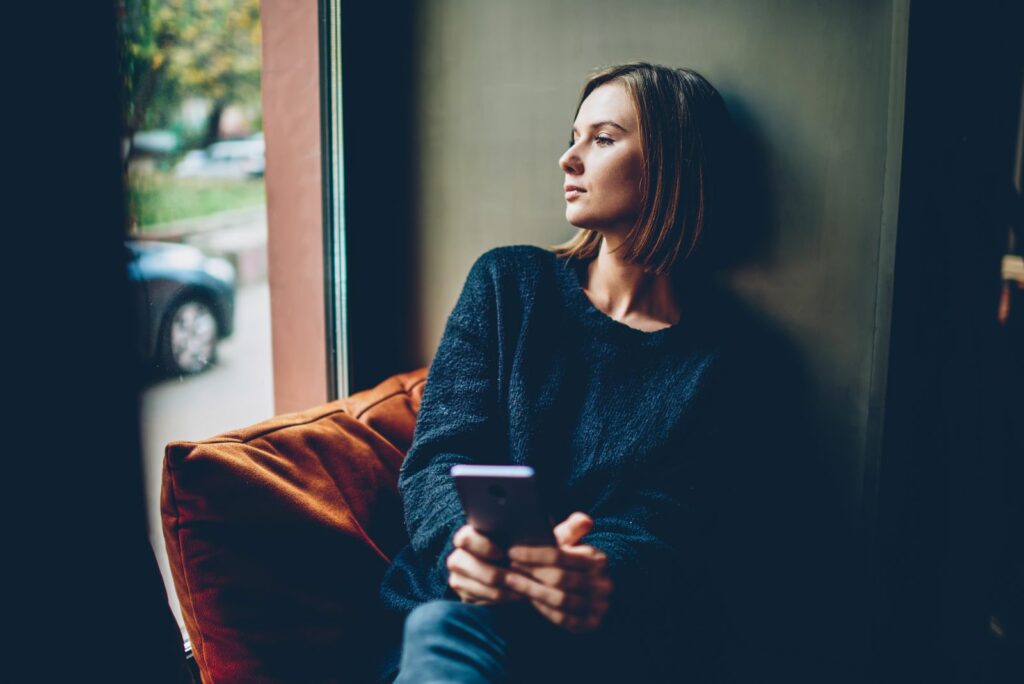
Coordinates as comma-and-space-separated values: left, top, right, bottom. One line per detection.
374, 62, 736, 682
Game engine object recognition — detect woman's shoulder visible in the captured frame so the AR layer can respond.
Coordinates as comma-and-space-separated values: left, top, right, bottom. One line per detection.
466, 244, 561, 294
448, 245, 562, 339
473, 244, 558, 273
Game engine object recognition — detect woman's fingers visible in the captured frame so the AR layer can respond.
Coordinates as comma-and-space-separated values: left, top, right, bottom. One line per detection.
447, 548, 505, 587
528, 599, 603, 634
447, 547, 526, 604
447, 522, 613, 620
504, 568, 612, 619
507, 543, 607, 573
449, 570, 522, 604
503, 570, 589, 615
560, 544, 609, 571
553, 511, 593, 547
507, 561, 609, 596
529, 591, 609, 633
514, 564, 587, 591
452, 525, 506, 562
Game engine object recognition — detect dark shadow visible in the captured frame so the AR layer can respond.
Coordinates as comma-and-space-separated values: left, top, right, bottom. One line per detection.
877, 2, 1023, 682
340, 0, 423, 393
683, 279, 872, 683
706, 92, 777, 273
15, 6, 191, 681
670, 93, 872, 681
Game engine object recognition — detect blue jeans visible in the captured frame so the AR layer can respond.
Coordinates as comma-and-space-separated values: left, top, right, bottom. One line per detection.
380, 599, 630, 683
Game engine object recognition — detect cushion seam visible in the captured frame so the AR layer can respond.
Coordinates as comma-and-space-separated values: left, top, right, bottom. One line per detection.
350, 377, 426, 421
313, 428, 402, 566
169, 376, 425, 454
178, 407, 352, 446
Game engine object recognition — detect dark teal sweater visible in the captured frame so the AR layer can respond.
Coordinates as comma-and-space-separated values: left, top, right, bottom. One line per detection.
379, 244, 729, 640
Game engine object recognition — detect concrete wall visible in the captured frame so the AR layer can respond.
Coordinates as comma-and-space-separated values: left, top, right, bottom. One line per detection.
411, 0, 908, 523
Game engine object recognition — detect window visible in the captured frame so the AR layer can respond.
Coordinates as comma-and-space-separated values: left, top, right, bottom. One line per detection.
118, 0, 274, 642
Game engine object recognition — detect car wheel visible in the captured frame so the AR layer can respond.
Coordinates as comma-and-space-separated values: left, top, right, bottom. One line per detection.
160, 297, 219, 375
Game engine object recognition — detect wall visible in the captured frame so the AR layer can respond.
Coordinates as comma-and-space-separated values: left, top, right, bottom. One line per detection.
261, 0, 328, 413
411, 0, 908, 532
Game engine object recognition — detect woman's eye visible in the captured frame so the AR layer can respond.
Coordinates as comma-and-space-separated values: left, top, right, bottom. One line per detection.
567, 135, 614, 149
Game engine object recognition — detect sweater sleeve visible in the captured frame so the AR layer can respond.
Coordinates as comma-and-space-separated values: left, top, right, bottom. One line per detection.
397, 251, 506, 600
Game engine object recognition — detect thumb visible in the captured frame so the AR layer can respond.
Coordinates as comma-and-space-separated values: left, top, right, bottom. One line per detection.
554, 511, 593, 547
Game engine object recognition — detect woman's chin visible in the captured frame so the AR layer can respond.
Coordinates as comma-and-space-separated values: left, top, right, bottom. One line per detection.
564, 213, 607, 235
564, 208, 590, 229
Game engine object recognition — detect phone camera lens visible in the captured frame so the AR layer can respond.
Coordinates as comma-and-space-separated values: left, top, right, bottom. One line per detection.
488, 484, 507, 503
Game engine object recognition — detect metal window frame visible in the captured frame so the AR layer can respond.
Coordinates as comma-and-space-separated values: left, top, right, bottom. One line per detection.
318, 0, 349, 400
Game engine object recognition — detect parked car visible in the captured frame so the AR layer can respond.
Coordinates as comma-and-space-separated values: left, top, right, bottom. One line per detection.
174, 134, 265, 179
126, 240, 236, 376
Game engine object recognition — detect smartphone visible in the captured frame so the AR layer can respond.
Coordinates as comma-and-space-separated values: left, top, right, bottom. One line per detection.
451, 464, 557, 548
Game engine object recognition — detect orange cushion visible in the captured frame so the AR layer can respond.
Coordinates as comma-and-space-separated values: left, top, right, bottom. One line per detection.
161, 368, 426, 683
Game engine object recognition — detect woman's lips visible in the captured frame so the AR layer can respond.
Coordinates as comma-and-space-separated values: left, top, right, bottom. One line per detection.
564, 186, 585, 201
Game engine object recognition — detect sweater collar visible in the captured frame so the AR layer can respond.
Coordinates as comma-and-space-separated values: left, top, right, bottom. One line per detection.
554, 253, 699, 346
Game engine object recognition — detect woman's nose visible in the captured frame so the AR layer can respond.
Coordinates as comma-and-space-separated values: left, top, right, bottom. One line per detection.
559, 144, 582, 174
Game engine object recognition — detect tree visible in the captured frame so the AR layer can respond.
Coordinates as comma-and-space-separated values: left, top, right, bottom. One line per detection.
118, 0, 262, 164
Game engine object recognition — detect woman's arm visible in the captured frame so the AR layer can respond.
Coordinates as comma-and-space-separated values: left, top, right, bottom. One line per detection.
578, 457, 713, 614
397, 252, 509, 597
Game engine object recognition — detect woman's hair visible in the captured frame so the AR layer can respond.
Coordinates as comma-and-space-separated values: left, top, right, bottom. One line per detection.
549, 62, 732, 279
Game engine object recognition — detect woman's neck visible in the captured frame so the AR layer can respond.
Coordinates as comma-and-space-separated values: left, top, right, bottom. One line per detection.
583, 235, 681, 328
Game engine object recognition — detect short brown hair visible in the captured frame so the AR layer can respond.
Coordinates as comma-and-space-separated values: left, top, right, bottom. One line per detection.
549, 62, 730, 279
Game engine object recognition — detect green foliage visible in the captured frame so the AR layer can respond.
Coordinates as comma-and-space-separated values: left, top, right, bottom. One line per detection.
118, 0, 261, 135
128, 171, 265, 229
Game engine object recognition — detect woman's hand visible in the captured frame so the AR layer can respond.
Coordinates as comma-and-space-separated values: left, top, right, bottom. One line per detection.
503, 512, 613, 634
446, 524, 527, 605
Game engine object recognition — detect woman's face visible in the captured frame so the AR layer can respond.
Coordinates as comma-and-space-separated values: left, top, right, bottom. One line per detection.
559, 81, 644, 235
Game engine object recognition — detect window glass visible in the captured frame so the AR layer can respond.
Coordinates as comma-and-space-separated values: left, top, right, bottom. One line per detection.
118, 0, 273, 641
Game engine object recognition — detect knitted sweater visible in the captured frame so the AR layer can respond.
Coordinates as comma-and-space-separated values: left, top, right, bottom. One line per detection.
378, 244, 729, 638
